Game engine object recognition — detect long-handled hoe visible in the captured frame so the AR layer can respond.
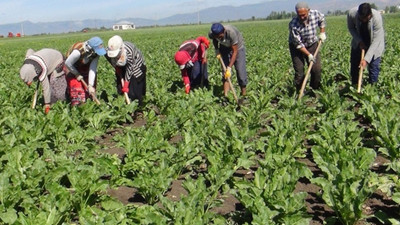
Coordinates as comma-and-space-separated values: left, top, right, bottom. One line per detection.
121, 78, 131, 104
31, 81, 40, 109
357, 49, 365, 94
201, 46, 207, 88
217, 54, 240, 109
298, 40, 322, 100
80, 79, 101, 105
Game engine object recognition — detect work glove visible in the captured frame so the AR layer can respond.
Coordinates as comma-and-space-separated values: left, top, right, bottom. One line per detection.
225, 66, 232, 79
44, 105, 50, 114
185, 84, 190, 94
76, 75, 83, 81
319, 32, 326, 42
307, 54, 315, 63
122, 81, 130, 93
88, 85, 96, 95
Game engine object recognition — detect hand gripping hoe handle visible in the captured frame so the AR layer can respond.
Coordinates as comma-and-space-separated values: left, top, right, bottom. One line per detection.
298, 40, 322, 100
121, 78, 131, 104
80, 79, 101, 105
217, 54, 239, 106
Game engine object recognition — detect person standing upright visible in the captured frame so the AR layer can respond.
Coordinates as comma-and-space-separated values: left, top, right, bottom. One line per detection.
289, 2, 326, 93
347, 3, 385, 85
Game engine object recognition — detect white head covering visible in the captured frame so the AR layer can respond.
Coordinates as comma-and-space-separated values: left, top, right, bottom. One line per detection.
19, 63, 36, 83
25, 49, 35, 58
20, 49, 37, 83
20, 48, 48, 83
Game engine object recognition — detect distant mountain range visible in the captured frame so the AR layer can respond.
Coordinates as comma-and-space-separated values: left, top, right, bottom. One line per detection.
1, 0, 398, 36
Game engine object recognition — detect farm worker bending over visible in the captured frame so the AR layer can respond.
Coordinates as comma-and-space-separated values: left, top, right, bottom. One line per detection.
174, 36, 210, 94
208, 23, 248, 102
289, 2, 326, 92
105, 35, 147, 110
19, 48, 67, 114
65, 36, 106, 106
347, 3, 385, 85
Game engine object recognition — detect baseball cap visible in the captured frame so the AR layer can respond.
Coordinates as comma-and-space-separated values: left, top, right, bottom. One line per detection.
211, 23, 224, 35
107, 35, 124, 58
87, 36, 106, 56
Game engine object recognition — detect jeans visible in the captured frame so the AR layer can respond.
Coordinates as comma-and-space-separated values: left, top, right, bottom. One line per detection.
350, 48, 381, 84
189, 60, 208, 87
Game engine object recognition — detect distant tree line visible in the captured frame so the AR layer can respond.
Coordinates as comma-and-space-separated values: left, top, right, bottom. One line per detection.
262, 4, 399, 20
384, 5, 400, 13
325, 4, 399, 16
265, 11, 297, 20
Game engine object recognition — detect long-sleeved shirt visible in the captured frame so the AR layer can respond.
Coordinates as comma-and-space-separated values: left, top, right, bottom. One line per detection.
289, 10, 326, 49
65, 42, 100, 86
25, 48, 64, 104
347, 8, 385, 63
106, 41, 145, 82
177, 39, 206, 79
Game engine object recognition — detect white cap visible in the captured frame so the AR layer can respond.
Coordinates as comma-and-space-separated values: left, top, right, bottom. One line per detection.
107, 35, 123, 58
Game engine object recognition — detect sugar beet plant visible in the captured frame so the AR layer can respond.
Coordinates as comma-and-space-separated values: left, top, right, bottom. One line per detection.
309, 112, 378, 224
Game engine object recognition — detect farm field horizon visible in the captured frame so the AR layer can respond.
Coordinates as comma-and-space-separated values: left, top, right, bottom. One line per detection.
1, 15, 399, 224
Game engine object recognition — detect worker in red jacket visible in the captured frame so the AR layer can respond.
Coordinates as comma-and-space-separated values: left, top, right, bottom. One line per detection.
174, 36, 209, 94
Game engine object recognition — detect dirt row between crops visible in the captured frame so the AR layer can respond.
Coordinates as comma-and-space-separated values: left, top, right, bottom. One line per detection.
96, 104, 399, 225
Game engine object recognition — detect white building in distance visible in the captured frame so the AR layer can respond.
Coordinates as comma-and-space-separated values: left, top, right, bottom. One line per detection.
113, 21, 135, 31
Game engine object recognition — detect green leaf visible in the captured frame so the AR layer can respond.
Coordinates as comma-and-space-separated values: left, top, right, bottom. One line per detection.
101, 200, 124, 211
392, 192, 400, 204
0, 208, 17, 224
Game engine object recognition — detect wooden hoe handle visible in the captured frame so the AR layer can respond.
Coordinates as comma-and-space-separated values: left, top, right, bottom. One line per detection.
31, 81, 40, 109
357, 49, 365, 94
217, 55, 239, 106
298, 40, 322, 100
80, 79, 101, 105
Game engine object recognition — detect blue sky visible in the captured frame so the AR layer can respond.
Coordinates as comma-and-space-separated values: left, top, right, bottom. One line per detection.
2, 0, 399, 25
0, 0, 270, 25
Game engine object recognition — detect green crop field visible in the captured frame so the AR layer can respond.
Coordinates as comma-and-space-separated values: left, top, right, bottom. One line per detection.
0, 14, 399, 224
